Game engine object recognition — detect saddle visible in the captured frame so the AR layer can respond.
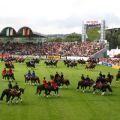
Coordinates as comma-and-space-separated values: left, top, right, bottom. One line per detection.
96, 82, 103, 88
10, 89, 20, 95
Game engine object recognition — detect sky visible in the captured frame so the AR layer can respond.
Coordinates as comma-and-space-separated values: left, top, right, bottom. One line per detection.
0, 0, 120, 34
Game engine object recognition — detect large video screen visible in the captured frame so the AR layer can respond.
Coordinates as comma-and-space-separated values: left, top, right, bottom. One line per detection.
85, 21, 101, 41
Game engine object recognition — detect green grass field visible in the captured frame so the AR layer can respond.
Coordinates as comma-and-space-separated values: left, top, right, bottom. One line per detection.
0, 61, 120, 120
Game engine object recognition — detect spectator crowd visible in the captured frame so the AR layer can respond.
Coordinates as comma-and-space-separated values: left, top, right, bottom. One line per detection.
0, 41, 105, 57
100, 58, 120, 66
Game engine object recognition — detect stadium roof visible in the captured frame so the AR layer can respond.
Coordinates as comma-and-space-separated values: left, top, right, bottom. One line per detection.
0, 26, 46, 38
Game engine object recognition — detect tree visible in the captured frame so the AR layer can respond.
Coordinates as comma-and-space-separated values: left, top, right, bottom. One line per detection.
64, 33, 81, 42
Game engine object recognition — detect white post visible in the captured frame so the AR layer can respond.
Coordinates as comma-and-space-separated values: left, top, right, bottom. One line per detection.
82, 21, 86, 42
100, 20, 105, 42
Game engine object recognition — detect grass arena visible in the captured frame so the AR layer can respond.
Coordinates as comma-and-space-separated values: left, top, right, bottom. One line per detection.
0, 60, 120, 120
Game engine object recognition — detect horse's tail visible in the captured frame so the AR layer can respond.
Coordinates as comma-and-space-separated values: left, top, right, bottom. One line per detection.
67, 80, 70, 85
36, 85, 41, 95
0, 90, 7, 100
65, 80, 70, 86
77, 81, 80, 89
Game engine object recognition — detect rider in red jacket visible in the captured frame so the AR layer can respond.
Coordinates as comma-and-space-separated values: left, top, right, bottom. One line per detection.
8, 68, 13, 75
51, 79, 57, 89
2, 68, 6, 76
43, 77, 48, 88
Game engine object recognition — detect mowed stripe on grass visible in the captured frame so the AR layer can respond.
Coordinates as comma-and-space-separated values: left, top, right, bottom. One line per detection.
0, 61, 120, 120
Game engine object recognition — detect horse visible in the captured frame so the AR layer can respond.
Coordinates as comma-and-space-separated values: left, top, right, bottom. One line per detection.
50, 75, 70, 87
36, 83, 59, 96
67, 62, 77, 68
7, 88, 24, 104
33, 58, 40, 64
116, 73, 120, 81
24, 74, 40, 85
0, 88, 24, 104
5, 63, 14, 69
36, 84, 45, 95
0, 89, 11, 101
16, 58, 25, 63
85, 63, 96, 69
44, 60, 58, 67
77, 79, 95, 92
30, 76, 40, 85
62, 79, 70, 86
93, 82, 112, 95
105, 75, 114, 84
2, 73, 15, 81
26, 61, 35, 68
78, 59, 86, 64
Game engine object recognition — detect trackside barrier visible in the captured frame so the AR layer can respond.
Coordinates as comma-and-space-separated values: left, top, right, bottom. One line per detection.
112, 65, 120, 69
101, 62, 120, 69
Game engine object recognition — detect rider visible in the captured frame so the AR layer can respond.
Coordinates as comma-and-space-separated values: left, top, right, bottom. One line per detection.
8, 81, 12, 89
53, 81, 58, 90
118, 68, 120, 75
13, 82, 19, 91
107, 72, 111, 78
86, 75, 90, 81
99, 71, 102, 77
60, 72, 64, 80
81, 74, 85, 80
27, 70, 31, 78
2, 68, 6, 78
101, 75, 106, 84
8, 68, 13, 75
31, 70, 36, 78
50, 79, 56, 87
43, 77, 47, 88
55, 72, 59, 80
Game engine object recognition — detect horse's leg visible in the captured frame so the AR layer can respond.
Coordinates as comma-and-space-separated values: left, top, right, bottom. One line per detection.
16, 96, 21, 103
107, 85, 112, 93
93, 86, 96, 94
83, 86, 85, 93
89, 86, 91, 91
12, 75, 15, 80
77, 84, 79, 89
19, 96, 22, 103
7, 76, 9, 81
0, 91, 6, 100
116, 76, 118, 81
101, 86, 106, 95
11, 96, 15, 104
7, 95, 11, 105
81, 86, 83, 91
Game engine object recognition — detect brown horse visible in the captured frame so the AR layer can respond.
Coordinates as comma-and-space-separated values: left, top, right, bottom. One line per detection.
93, 82, 112, 95
77, 79, 95, 92
116, 73, 120, 81
85, 62, 96, 69
105, 75, 114, 84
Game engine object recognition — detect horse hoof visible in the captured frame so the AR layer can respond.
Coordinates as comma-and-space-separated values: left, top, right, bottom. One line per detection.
101, 92, 105, 96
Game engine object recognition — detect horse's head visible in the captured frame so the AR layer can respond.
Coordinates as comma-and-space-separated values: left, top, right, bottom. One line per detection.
89, 79, 95, 86
19, 88, 24, 94
50, 75, 54, 79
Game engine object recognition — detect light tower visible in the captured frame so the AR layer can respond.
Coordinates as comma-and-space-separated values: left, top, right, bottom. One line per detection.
100, 20, 105, 42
